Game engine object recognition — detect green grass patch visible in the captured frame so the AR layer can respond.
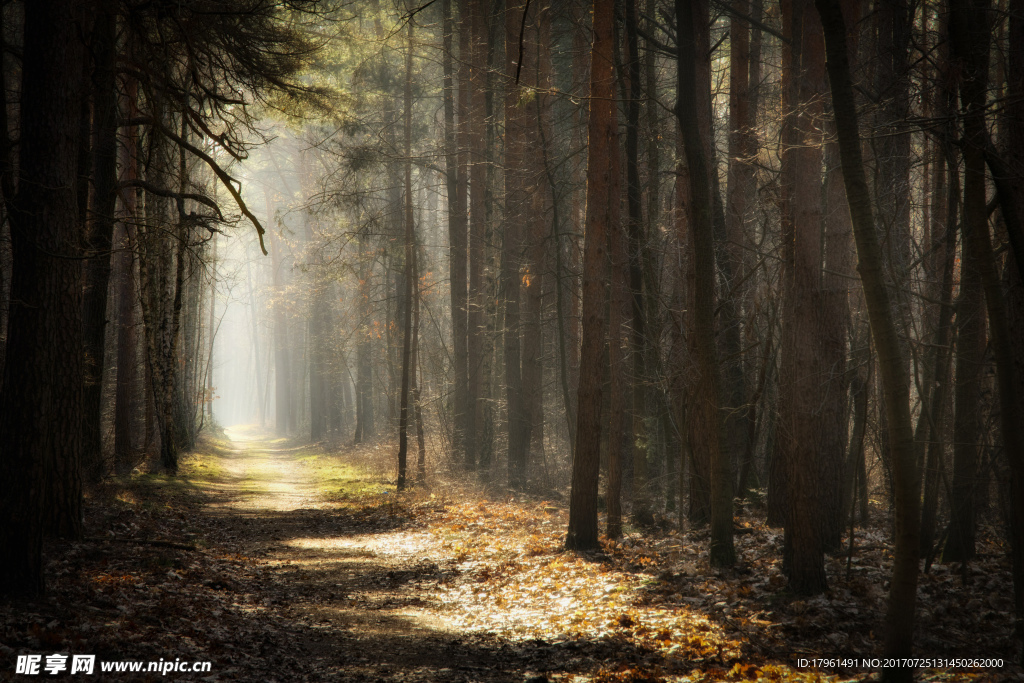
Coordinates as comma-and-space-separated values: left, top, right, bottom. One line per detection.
300, 449, 390, 500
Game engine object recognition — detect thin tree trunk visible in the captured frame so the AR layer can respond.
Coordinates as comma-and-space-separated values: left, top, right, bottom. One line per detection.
504, 0, 529, 489
466, 0, 487, 476
114, 77, 140, 475
442, 0, 470, 469
205, 234, 217, 428
82, 0, 119, 482
244, 251, 266, 427
396, 18, 416, 491
920, 115, 958, 556
266, 194, 292, 437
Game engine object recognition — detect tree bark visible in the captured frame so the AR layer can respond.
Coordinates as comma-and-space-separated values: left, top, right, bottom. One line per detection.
566, 0, 617, 551
82, 0, 119, 482
396, 18, 415, 491
815, 0, 921, 674
951, 0, 1024, 640
676, 0, 734, 567
442, 0, 470, 469
0, 0, 86, 594
504, 0, 530, 489
114, 78, 140, 475
466, 0, 488, 476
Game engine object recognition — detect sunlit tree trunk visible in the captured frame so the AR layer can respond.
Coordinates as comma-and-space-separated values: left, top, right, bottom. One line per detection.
466, 0, 487, 476
566, 0, 617, 551
204, 234, 217, 429
353, 235, 374, 443
396, 19, 416, 491
413, 239, 427, 484
442, 0, 469, 469
244, 251, 266, 428
563, 0, 588, 457
267, 200, 292, 438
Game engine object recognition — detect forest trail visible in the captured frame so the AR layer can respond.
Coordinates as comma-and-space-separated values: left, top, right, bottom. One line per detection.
3, 432, 1010, 682
163, 427, 609, 682
170, 430, 729, 681
214, 426, 331, 511
191, 427, 472, 680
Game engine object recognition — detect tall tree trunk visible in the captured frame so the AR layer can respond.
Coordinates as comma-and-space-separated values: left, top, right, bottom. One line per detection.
920, 40, 959, 555
951, 0, 1024, 641
623, 0, 652, 526
244, 250, 266, 427
413, 240, 427, 483
566, 0, 617, 551
455, 0, 474, 468
396, 19, 416, 491
354, 234, 375, 443
815, 1, 921, 674
504, 0, 529, 488
1003, 0, 1024, 642
726, 0, 762, 503
267, 198, 292, 437
522, 0, 551, 485
676, 0, 734, 567
466, 0, 487, 476
778, 0, 831, 593
945, 64, 988, 567
607, 172, 630, 539
82, 0, 119, 482
0, 0, 86, 594
114, 78, 140, 475
819, 0, 861, 551
442, 0, 470, 469
205, 234, 217, 429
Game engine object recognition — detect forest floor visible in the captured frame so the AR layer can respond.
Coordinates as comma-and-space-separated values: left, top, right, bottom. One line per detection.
1, 428, 1020, 682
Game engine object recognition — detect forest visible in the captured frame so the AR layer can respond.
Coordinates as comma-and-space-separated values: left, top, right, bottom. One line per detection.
0, 0, 1022, 680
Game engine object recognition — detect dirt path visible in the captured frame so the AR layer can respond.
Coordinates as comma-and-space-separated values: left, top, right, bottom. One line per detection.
214, 426, 451, 635
183, 428, 599, 682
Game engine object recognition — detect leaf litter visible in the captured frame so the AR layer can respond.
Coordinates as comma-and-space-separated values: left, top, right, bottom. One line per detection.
0, 432, 1018, 682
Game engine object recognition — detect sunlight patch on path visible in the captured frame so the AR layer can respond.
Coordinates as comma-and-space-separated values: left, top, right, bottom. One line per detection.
196, 427, 452, 639
213, 425, 321, 512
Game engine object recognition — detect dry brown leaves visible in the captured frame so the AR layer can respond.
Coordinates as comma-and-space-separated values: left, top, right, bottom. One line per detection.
417, 497, 1019, 683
